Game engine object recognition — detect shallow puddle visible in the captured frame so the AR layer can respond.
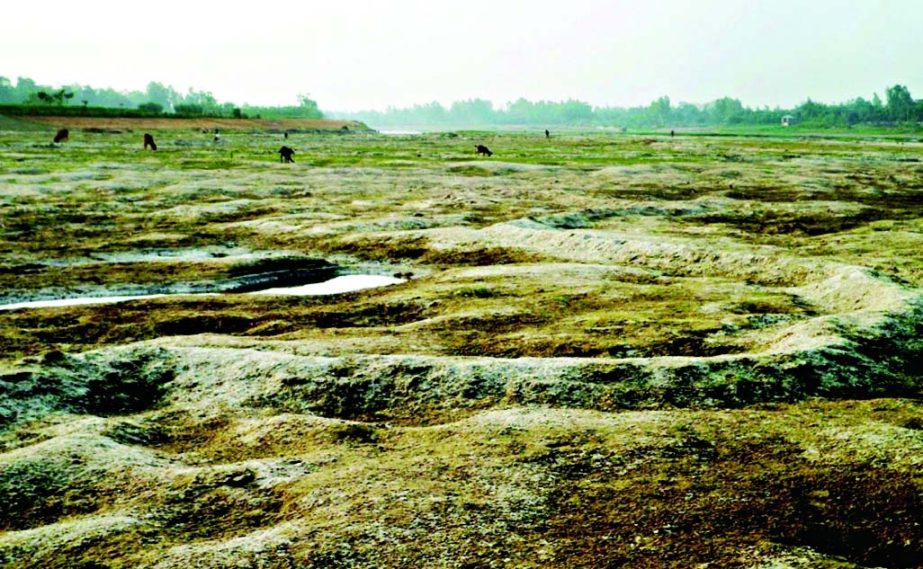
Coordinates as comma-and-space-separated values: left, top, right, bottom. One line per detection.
249, 274, 405, 296
0, 275, 404, 311
0, 293, 175, 311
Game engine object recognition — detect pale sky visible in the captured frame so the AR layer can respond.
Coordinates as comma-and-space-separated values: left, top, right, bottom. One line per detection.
2, 0, 921, 111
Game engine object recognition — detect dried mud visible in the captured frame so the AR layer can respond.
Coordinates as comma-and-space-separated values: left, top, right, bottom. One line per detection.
0, 129, 921, 568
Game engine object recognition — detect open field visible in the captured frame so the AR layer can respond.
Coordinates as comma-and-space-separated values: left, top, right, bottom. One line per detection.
0, 125, 921, 568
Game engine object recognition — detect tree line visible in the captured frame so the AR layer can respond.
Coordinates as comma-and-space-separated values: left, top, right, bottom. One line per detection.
2, 76, 919, 127
332, 85, 923, 128
0, 77, 323, 119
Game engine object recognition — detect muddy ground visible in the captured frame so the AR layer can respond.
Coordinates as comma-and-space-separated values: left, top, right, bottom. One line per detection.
0, 127, 921, 568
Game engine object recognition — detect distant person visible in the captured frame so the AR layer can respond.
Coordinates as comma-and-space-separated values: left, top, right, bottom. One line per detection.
53, 128, 69, 143
545, 129, 550, 139
279, 146, 295, 163
143, 133, 157, 150
283, 132, 288, 139
213, 129, 220, 142
670, 130, 675, 138
475, 144, 493, 157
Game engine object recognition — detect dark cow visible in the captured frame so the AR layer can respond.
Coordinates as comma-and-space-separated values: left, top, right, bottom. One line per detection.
143, 133, 157, 150
475, 144, 493, 157
279, 146, 295, 163
53, 128, 69, 143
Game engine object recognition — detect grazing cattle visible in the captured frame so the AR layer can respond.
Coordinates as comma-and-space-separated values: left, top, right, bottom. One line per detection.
279, 146, 295, 163
53, 128, 69, 143
475, 144, 493, 157
143, 133, 157, 150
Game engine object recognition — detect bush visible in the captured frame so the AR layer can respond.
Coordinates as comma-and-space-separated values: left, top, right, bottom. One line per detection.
137, 102, 163, 114
174, 104, 204, 116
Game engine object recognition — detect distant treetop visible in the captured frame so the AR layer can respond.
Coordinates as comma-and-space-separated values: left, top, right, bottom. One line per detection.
0, 76, 323, 120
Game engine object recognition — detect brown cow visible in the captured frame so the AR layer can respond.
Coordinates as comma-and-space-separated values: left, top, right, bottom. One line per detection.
143, 133, 157, 150
53, 128, 69, 143
279, 146, 295, 163
475, 144, 493, 157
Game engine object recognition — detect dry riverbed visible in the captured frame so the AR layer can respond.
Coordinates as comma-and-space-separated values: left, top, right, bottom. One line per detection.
0, 127, 921, 568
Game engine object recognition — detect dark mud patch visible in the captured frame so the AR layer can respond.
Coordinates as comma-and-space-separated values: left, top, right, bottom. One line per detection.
226, 256, 337, 292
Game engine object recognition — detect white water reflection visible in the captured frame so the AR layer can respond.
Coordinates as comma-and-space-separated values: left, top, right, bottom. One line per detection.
249, 275, 405, 296
0, 294, 172, 312
0, 275, 404, 311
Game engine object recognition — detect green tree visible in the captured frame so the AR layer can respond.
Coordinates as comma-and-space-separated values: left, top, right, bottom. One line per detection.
559, 100, 594, 123
449, 99, 494, 125
648, 96, 671, 127
504, 98, 535, 124
0, 77, 15, 103
885, 84, 914, 122
297, 94, 322, 118
14, 77, 37, 101
707, 97, 745, 124
145, 82, 177, 112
